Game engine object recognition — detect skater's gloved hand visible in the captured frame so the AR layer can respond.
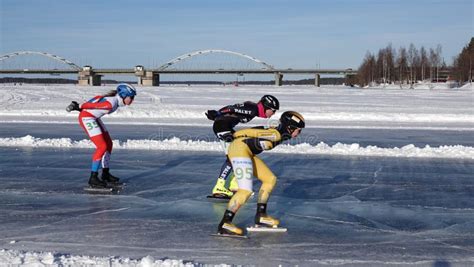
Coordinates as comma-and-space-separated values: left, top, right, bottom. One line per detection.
205, 110, 220, 120
66, 101, 81, 112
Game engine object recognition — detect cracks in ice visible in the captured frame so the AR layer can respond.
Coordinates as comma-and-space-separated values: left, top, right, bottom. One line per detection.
339, 166, 383, 199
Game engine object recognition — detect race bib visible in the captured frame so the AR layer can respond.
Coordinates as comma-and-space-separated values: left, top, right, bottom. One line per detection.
231, 157, 254, 191
82, 117, 103, 137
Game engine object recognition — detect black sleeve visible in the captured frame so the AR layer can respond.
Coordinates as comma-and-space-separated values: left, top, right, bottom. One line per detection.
218, 105, 235, 115
243, 138, 265, 154
219, 102, 258, 117
242, 102, 259, 117
243, 138, 278, 155
213, 116, 239, 135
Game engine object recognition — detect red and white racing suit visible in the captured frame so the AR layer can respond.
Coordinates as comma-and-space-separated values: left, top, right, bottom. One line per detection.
78, 95, 123, 172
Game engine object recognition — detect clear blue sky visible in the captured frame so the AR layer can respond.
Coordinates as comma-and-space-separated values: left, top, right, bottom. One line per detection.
0, 0, 472, 69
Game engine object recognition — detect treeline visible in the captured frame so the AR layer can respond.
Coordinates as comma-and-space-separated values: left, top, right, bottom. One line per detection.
453, 37, 474, 83
0, 77, 121, 84
358, 43, 445, 86
0, 77, 77, 84
358, 38, 473, 86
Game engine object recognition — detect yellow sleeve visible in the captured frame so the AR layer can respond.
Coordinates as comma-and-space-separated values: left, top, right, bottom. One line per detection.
233, 128, 281, 142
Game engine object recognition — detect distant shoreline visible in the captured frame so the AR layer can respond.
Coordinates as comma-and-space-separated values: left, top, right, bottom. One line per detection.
0, 77, 346, 85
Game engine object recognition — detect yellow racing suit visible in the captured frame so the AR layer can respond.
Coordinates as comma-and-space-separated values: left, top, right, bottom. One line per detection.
226, 127, 283, 213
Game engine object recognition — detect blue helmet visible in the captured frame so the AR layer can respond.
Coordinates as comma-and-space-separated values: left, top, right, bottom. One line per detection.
116, 83, 137, 99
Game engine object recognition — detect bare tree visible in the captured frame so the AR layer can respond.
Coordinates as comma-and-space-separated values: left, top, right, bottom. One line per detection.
385, 44, 395, 84
414, 48, 421, 82
376, 48, 385, 84
407, 43, 418, 87
429, 48, 437, 83
435, 44, 443, 82
420, 46, 428, 81
397, 47, 408, 87
357, 51, 377, 86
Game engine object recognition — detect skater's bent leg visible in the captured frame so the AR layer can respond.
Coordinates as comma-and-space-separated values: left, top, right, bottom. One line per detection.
227, 189, 252, 213
102, 130, 113, 153
79, 116, 107, 172
218, 189, 251, 236
101, 152, 111, 169
217, 158, 233, 180
211, 140, 234, 196
253, 156, 277, 204
101, 131, 113, 169
90, 134, 108, 172
252, 157, 280, 227
212, 158, 234, 197
227, 156, 254, 212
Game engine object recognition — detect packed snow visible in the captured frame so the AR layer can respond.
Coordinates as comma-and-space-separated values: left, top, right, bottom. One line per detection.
0, 135, 473, 160
0, 84, 472, 128
0, 249, 200, 267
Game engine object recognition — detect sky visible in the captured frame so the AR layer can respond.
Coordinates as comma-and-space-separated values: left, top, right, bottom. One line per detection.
0, 0, 473, 69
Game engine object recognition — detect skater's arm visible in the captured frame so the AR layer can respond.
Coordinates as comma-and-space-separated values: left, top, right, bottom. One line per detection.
219, 102, 256, 116
66, 101, 81, 112
218, 105, 235, 115
243, 137, 278, 154
80, 97, 113, 110
206, 103, 243, 120
81, 102, 113, 110
233, 128, 280, 141
238, 128, 282, 154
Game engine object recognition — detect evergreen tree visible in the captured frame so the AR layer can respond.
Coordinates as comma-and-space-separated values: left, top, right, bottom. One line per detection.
453, 37, 474, 83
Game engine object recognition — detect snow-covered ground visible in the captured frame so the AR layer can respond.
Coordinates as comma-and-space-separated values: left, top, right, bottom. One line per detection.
1, 83, 473, 128
1, 83, 473, 158
0, 83, 473, 266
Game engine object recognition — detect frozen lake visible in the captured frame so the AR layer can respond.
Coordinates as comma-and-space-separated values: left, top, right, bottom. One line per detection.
1, 143, 473, 266
0, 84, 473, 266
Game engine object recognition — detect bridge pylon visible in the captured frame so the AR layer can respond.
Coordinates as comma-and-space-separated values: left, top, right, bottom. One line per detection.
275, 72, 283, 86
135, 65, 160, 86
78, 66, 102, 86
315, 73, 320, 87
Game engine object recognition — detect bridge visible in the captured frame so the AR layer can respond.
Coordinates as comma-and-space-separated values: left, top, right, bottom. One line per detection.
0, 50, 357, 86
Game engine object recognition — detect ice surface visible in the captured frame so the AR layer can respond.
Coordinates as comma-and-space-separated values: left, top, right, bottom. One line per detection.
0, 147, 473, 266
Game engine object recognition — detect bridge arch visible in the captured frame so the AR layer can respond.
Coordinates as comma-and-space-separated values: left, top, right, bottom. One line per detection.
0, 51, 81, 70
157, 49, 275, 70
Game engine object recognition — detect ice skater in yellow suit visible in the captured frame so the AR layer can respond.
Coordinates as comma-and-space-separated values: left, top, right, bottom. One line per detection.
217, 111, 305, 236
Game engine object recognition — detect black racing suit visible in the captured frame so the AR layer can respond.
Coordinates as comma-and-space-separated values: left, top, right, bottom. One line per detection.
212, 101, 259, 142
209, 101, 261, 185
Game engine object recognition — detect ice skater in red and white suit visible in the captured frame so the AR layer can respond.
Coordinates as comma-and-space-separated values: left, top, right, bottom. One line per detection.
66, 83, 137, 188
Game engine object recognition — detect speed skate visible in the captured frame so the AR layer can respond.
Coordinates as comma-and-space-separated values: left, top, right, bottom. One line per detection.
246, 225, 287, 232
83, 184, 123, 194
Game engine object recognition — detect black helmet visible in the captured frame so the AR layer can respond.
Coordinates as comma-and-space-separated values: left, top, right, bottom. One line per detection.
279, 111, 305, 134
260, 95, 279, 111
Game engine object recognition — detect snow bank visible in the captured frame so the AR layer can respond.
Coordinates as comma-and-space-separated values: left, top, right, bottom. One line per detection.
1, 135, 472, 160
0, 249, 217, 267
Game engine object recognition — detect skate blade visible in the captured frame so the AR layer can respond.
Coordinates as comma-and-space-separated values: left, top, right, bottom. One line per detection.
107, 182, 125, 188
211, 233, 248, 239
246, 225, 287, 232
83, 187, 116, 194
207, 194, 231, 200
